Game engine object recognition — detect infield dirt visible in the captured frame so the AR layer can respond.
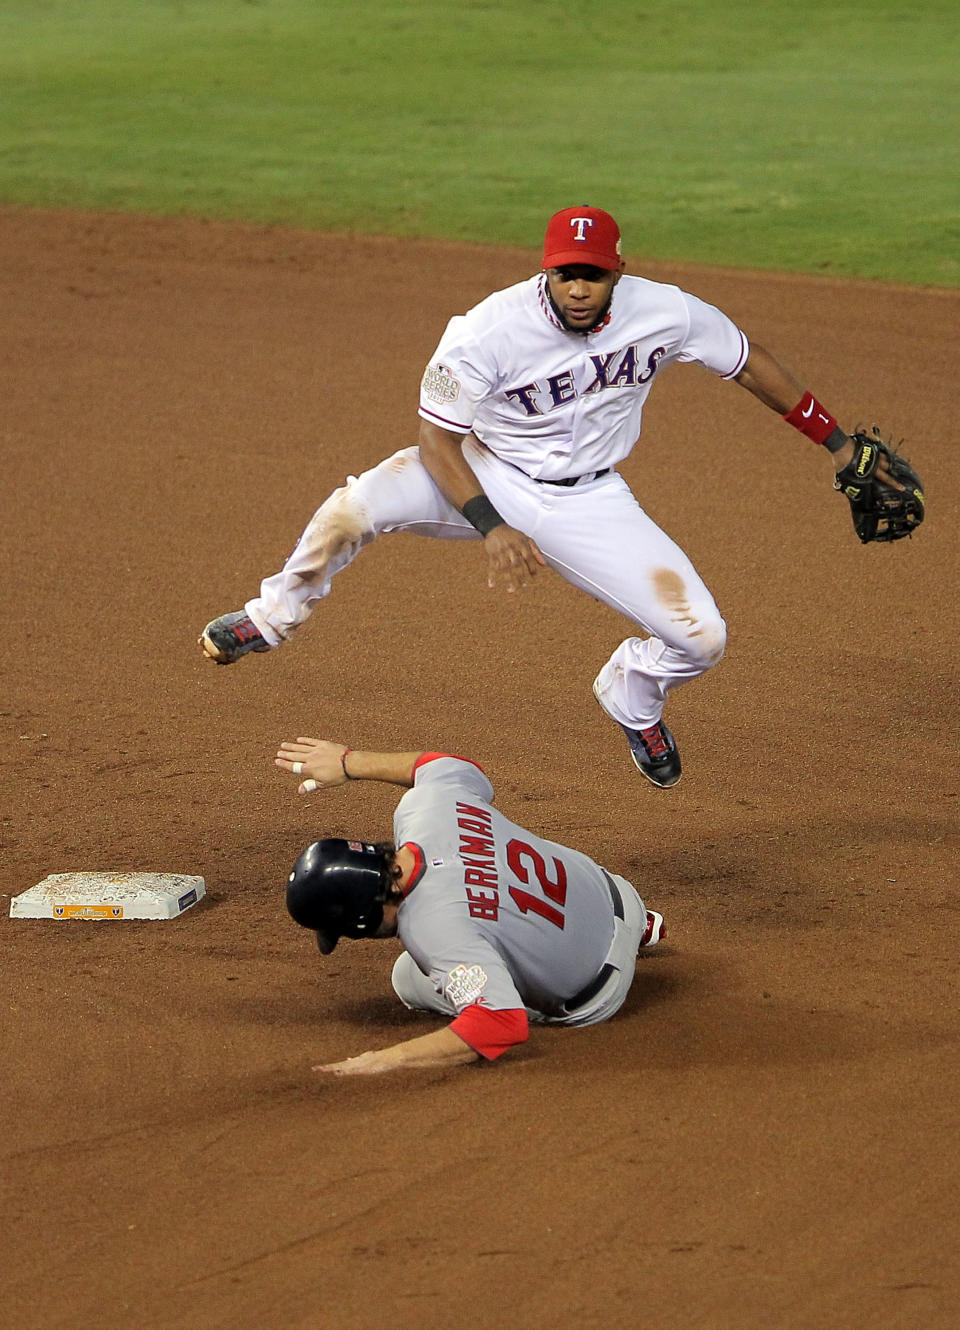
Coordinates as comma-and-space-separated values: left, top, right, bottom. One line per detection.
1, 206, 958, 1330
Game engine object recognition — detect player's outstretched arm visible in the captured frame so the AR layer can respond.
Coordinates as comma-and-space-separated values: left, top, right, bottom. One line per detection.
275, 739, 424, 793
314, 1026, 480, 1076
734, 343, 917, 538
735, 341, 905, 478
735, 343, 852, 463
418, 420, 545, 593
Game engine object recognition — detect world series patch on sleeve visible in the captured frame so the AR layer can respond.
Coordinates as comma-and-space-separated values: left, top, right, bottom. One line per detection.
833, 427, 925, 544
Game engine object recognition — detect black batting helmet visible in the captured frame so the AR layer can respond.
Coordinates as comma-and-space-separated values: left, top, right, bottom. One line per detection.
286, 838, 393, 954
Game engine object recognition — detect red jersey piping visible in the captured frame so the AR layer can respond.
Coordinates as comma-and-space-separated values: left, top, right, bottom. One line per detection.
399, 842, 426, 898
412, 752, 486, 777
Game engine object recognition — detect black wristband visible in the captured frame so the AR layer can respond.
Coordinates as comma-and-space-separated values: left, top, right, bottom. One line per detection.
823, 426, 849, 455
461, 494, 506, 537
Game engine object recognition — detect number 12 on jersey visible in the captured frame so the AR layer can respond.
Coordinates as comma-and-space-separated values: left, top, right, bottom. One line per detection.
507, 838, 568, 929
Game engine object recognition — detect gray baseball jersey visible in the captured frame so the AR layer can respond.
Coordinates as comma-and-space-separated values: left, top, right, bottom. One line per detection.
393, 754, 627, 1018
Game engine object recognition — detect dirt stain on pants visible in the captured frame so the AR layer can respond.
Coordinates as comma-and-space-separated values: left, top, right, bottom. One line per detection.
652, 567, 725, 665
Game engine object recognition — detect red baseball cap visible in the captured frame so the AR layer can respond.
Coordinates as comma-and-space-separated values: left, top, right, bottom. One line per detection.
542, 206, 622, 270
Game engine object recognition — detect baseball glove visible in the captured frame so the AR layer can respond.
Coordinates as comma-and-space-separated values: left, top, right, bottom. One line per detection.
833, 426, 925, 544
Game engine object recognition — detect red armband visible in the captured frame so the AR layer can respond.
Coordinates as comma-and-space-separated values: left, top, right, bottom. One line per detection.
783, 392, 838, 445
449, 1004, 529, 1060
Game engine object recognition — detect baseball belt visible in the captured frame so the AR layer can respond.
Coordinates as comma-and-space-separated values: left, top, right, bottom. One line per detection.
535, 467, 612, 487
562, 872, 624, 1013
478, 442, 611, 488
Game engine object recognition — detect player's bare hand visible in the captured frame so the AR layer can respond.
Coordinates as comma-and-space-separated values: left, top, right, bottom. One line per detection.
275, 737, 348, 793
483, 525, 546, 593
314, 1050, 395, 1076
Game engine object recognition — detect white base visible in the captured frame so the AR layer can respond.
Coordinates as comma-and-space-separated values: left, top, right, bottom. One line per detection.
10, 872, 206, 920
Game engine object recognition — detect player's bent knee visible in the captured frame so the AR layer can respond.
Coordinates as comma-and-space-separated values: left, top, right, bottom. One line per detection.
349, 447, 436, 529
302, 490, 370, 562
671, 613, 726, 671
391, 952, 418, 1008
391, 952, 453, 1014
693, 617, 727, 669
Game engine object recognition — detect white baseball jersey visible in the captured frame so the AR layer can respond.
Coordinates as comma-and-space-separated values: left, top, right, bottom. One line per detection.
418, 272, 749, 481
393, 754, 632, 1020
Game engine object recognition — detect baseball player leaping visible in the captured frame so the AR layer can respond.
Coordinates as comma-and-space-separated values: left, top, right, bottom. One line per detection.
275, 739, 665, 1074
201, 206, 903, 787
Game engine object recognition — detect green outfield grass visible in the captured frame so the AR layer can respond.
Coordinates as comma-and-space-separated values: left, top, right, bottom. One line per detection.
1, 0, 958, 284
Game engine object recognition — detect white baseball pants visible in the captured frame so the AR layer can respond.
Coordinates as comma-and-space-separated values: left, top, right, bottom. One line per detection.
245, 442, 726, 728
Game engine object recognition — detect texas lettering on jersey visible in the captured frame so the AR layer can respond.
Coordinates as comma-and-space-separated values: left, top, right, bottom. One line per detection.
505, 344, 667, 416
417, 275, 748, 477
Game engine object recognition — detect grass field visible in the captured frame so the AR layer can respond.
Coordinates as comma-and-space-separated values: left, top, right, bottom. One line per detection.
2, 0, 958, 284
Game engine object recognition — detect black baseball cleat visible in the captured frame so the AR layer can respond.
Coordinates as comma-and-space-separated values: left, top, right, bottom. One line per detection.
619, 719, 682, 789
199, 610, 271, 665
593, 677, 682, 788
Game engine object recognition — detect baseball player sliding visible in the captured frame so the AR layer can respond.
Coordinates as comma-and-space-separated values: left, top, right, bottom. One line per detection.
202, 206, 909, 788
275, 739, 665, 1074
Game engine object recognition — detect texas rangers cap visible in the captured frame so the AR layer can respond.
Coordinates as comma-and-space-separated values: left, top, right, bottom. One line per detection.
542, 206, 622, 271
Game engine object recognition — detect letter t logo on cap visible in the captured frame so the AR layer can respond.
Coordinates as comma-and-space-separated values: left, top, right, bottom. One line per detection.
542, 206, 622, 271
